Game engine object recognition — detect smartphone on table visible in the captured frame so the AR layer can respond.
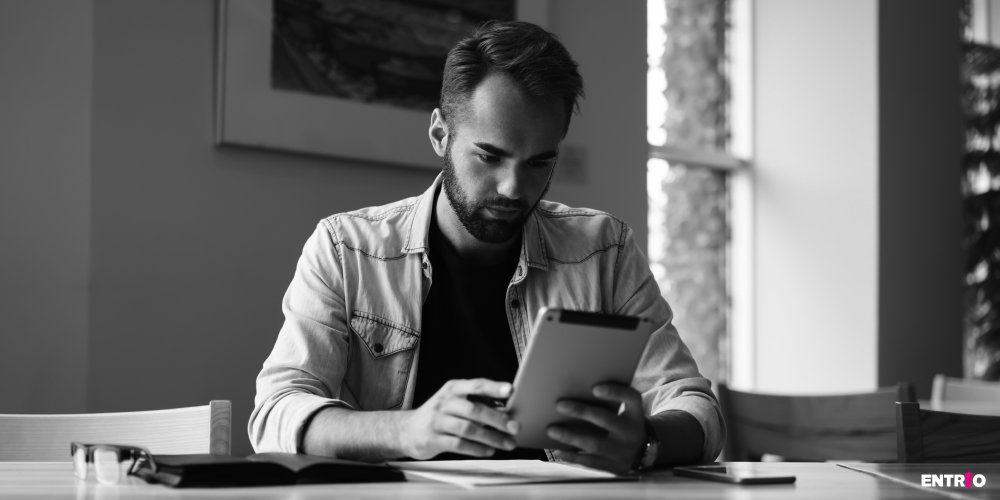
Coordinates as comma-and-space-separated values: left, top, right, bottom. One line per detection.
673, 465, 796, 485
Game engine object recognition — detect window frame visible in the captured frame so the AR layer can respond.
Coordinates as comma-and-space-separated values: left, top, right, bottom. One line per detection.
647, 0, 755, 388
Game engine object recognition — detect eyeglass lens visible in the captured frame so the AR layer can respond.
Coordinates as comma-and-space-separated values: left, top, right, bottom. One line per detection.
93, 449, 122, 485
73, 448, 87, 480
74, 447, 128, 485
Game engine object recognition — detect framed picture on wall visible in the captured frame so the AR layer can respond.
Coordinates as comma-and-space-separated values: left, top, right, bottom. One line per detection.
216, 0, 549, 169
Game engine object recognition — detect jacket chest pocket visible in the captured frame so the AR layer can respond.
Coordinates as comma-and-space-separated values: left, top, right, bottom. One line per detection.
344, 312, 418, 410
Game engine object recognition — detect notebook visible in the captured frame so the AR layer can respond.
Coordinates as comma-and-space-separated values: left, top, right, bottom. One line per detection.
133, 452, 405, 488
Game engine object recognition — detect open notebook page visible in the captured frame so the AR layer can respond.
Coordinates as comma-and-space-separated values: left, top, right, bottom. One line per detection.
387, 459, 630, 488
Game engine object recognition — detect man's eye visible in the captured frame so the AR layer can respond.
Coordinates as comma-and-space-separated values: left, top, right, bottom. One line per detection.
529, 160, 554, 168
478, 154, 501, 164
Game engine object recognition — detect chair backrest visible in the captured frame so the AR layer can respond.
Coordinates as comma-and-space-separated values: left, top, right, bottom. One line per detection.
719, 383, 916, 462
896, 401, 1000, 463
0, 400, 231, 461
930, 375, 1000, 415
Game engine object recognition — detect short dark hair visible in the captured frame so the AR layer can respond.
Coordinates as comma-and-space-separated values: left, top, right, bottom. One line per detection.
440, 20, 584, 132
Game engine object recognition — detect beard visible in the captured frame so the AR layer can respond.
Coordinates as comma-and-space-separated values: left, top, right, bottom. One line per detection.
441, 141, 549, 244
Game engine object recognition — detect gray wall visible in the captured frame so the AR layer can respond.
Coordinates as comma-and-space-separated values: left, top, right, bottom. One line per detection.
547, 0, 648, 252
86, 0, 437, 458
0, 0, 646, 457
753, 0, 879, 393
751, 0, 965, 397
0, 0, 92, 414
877, 0, 964, 396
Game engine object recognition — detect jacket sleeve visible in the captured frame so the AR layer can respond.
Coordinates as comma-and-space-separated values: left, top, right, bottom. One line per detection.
248, 220, 353, 453
612, 222, 727, 463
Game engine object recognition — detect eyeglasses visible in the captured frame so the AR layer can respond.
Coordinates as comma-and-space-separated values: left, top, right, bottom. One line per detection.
70, 442, 158, 485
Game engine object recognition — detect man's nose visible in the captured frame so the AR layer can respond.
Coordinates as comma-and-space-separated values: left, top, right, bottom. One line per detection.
495, 165, 525, 201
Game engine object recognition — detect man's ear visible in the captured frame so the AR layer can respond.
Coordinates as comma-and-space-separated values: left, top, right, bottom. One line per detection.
428, 108, 449, 158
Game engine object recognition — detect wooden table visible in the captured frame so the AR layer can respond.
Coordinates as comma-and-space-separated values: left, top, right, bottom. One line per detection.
1, 462, 996, 499
838, 463, 1000, 500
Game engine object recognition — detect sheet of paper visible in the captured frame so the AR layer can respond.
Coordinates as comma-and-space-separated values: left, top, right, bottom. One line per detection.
387, 459, 625, 488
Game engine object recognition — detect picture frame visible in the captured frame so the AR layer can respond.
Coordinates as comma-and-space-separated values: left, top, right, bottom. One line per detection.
215, 0, 549, 169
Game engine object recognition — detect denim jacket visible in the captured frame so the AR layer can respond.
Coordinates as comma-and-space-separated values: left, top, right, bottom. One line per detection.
250, 175, 726, 462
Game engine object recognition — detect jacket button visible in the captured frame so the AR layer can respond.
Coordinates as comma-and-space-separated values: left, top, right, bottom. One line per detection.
373, 343, 384, 354
511, 299, 520, 309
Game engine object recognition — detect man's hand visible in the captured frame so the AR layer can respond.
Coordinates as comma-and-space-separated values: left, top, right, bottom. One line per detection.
547, 383, 647, 474
398, 378, 521, 460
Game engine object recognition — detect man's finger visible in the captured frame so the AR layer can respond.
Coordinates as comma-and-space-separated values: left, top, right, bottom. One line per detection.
555, 400, 625, 434
553, 450, 628, 475
441, 397, 518, 435
437, 435, 495, 458
434, 415, 515, 451
546, 425, 607, 455
445, 378, 512, 399
592, 384, 643, 414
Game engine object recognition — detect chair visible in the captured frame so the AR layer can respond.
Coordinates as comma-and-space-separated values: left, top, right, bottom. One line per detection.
930, 374, 1000, 416
0, 400, 231, 461
718, 383, 916, 462
896, 401, 1000, 463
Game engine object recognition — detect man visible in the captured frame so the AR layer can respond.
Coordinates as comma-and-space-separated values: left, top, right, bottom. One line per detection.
250, 20, 724, 472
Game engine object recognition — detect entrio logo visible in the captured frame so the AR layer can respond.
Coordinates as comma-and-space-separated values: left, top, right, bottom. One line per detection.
921, 472, 987, 488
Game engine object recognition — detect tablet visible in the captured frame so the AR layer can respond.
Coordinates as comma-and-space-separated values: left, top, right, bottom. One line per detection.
505, 308, 655, 450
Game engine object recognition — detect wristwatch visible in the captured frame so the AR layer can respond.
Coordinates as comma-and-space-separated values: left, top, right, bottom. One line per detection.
633, 417, 660, 470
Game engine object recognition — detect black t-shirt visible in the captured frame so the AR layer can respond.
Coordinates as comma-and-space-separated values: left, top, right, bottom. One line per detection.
414, 217, 547, 461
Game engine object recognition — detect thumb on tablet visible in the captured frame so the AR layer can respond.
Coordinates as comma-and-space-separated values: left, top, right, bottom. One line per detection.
446, 378, 512, 398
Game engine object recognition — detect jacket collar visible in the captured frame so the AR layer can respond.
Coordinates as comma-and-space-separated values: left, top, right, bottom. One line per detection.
401, 174, 439, 255
403, 174, 549, 272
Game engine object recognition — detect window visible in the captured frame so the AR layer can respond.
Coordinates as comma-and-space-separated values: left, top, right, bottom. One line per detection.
962, 0, 1000, 380
647, 0, 752, 385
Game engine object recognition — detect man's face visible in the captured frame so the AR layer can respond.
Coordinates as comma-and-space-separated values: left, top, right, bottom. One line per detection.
438, 73, 566, 244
